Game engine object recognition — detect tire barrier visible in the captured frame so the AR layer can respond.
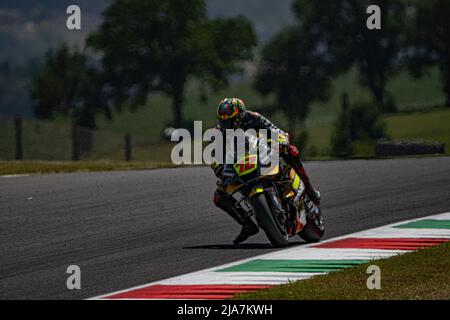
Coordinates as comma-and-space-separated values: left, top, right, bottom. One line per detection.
375, 139, 445, 156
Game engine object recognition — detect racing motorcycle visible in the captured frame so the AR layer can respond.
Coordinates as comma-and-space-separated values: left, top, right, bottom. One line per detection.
220, 133, 325, 247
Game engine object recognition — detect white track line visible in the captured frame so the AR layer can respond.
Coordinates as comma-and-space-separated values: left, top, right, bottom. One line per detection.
1, 174, 30, 178
90, 211, 450, 300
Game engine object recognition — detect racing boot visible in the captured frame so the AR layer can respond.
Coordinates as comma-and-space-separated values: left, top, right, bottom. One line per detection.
213, 190, 259, 244
283, 145, 320, 205
292, 179, 320, 206
233, 219, 259, 245
304, 182, 320, 206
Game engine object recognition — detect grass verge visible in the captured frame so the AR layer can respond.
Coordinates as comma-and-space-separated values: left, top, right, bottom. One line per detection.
0, 160, 176, 175
233, 242, 450, 300
305, 107, 450, 157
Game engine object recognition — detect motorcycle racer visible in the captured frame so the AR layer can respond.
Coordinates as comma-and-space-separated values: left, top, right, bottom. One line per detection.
212, 97, 320, 244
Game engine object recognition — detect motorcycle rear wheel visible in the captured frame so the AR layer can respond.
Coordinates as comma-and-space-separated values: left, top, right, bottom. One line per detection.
251, 192, 289, 248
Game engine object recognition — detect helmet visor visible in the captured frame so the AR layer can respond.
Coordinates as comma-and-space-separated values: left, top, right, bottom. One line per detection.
219, 118, 237, 130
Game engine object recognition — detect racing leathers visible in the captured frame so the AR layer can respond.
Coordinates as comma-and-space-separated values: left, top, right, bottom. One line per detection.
212, 110, 320, 244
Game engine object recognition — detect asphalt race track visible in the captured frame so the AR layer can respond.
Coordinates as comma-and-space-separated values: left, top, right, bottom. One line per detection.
1, 157, 450, 299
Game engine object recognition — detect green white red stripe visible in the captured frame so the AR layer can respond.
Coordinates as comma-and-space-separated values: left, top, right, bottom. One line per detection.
91, 212, 450, 300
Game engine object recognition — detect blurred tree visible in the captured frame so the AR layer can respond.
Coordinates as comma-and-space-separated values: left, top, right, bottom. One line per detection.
255, 0, 406, 146
255, 26, 339, 142
30, 44, 109, 128
0, 59, 40, 117
87, 0, 256, 128
0, 61, 12, 103
292, 0, 407, 112
331, 93, 352, 157
332, 100, 387, 157
30, 44, 110, 154
404, 0, 450, 106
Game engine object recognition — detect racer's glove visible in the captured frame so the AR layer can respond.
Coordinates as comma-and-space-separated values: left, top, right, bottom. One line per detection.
278, 131, 290, 153
211, 160, 224, 179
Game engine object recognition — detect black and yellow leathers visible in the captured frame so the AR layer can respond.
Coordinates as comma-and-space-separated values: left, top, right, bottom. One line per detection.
212, 110, 320, 244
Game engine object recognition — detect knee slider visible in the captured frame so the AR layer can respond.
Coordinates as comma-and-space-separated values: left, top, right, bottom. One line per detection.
213, 191, 222, 206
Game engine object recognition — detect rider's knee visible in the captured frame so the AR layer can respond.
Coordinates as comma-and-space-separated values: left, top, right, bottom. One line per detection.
213, 190, 224, 207
280, 144, 300, 158
281, 145, 301, 165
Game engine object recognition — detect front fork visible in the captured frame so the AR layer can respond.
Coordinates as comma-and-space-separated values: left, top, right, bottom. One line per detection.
250, 182, 291, 236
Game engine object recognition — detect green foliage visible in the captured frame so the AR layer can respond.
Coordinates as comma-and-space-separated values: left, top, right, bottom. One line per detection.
255, 0, 409, 143
332, 99, 387, 157
255, 25, 338, 137
0, 59, 39, 116
87, 0, 257, 127
348, 103, 387, 140
404, 0, 450, 106
29, 44, 109, 128
293, 0, 408, 112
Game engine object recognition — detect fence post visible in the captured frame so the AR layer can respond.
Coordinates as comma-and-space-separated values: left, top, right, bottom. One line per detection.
14, 117, 23, 160
124, 133, 132, 161
341, 92, 352, 156
72, 124, 80, 161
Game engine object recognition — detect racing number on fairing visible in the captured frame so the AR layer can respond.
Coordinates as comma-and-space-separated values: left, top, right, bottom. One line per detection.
234, 154, 258, 176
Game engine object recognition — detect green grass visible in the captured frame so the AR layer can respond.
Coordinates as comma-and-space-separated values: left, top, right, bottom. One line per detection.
2, 107, 449, 165
96, 81, 272, 138
233, 242, 450, 300
0, 160, 176, 175
1, 107, 448, 165
0, 67, 447, 162
305, 107, 450, 157
0, 117, 176, 162
95, 67, 444, 137
307, 67, 444, 124
385, 108, 450, 152
93, 67, 446, 159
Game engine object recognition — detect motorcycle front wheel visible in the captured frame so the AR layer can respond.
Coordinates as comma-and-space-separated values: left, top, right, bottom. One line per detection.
251, 192, 289, 248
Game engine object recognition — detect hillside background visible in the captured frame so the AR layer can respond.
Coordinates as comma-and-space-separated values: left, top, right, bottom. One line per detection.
1, 0, 448, 162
